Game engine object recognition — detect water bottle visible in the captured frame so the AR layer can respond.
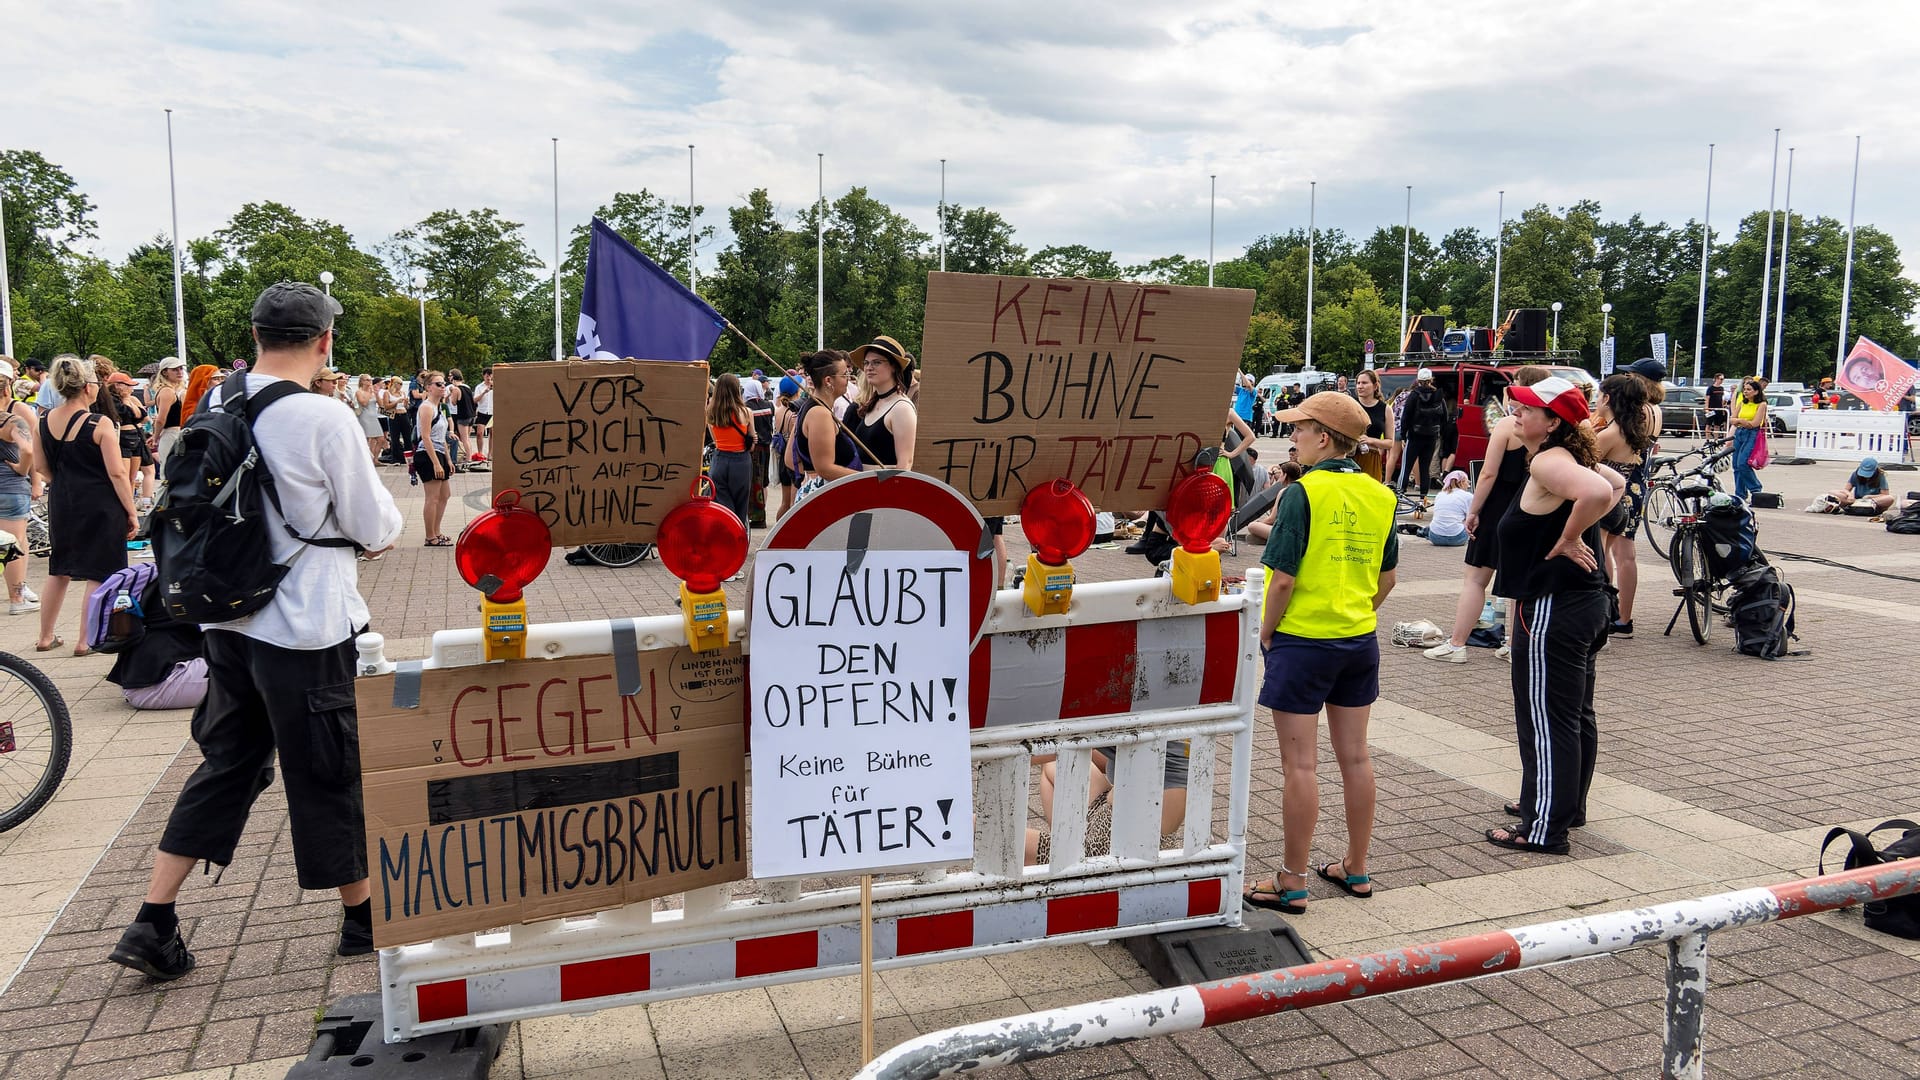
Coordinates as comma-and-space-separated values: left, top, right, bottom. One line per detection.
111, 589, 133, 613
108, 588, 138, 643
1477, 597, 1498, 629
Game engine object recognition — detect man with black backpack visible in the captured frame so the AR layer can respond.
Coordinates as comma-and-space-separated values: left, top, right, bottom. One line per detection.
1401, 367, 1449, 499
108, 283, 403, 982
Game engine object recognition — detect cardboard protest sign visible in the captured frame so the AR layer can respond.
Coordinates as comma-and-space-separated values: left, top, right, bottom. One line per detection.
491, 359, 709, 547
748, 549, 973, 879
1837, 336, 1920, 411
357, 646, 747, 948
913, 272, 1256, 516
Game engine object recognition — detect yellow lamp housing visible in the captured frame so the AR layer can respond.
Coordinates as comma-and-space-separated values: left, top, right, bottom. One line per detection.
480, 595, 529, 661
1170, 547, 1221, 605
681, 582, 731, 653
1022, 554, 1075, 617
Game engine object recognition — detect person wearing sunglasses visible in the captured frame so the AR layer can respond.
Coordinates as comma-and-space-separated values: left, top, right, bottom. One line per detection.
413, 371, 454, 545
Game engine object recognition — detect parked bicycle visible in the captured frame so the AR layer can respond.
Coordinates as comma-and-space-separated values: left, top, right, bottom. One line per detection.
1640, 437, 1732, 560
0, 533, 72, 831
1653, 440, 1750, 645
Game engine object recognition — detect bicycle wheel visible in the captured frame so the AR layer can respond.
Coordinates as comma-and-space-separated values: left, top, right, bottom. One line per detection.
26, 498, 52, 559
584, 543, 655, 568
0, 651, 73, 832
1642, 486, 1681, 560
1675, 531, 1713, 646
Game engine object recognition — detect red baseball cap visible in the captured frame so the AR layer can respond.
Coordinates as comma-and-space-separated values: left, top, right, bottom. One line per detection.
1509, 376, 1590, 425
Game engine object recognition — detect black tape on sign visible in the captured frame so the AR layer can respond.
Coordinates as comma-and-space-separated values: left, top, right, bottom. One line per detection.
846, 512, 872, 574
610, 618, 643, 696
391, 660, 424, 710
425, 752, 681, 823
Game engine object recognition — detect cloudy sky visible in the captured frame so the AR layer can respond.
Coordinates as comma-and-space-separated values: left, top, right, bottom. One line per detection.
8, 0, 1916, 284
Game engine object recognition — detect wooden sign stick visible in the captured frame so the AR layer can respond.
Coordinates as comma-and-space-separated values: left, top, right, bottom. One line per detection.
860, 873, 875, 1062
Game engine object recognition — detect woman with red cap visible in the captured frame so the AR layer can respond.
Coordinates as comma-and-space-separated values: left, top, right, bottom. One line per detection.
1485, 377, 1623, 856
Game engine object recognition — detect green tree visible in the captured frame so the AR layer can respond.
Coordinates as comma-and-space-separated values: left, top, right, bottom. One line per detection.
1431, 227, 1492, 324
1494, 204, 1604, 357
1313, 282, 1403, 372
1029, 244, 1121, 279
1354, 226, 1440, 316
706, 189, 801, 372
0, 150, 98, 297
356, 293, 488, 374
800, 188, 932, 353
387, 208, 541, 351
1242, 311, 1301, 373
937, 206, 1028, 275
1125, 254, 1209, 285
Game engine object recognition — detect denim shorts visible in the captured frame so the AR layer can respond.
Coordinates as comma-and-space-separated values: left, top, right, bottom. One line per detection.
1258, 632, 1380, 714
0, 492, 31, 520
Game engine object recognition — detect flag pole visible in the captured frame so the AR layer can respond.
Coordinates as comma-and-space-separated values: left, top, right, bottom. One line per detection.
1207, 174, 1216, 288
0, 194, 13, 357
553, 137, 563, 360
1304, 180, 1315, 369
1836, 136, 1861, 370
1491, 190, 1504, 335
1769, 147, 1794, 384
1399, 186, 1411, 353
816, 153, 825, 351
938, 159, 946, 273
687, 145, 697, 291
1693, 144, 1713, 384
1755, 128, 1780, 377
165, 108, 189, 363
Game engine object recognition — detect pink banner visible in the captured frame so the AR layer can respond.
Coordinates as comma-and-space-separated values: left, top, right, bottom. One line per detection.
1836, 337, 1919, 411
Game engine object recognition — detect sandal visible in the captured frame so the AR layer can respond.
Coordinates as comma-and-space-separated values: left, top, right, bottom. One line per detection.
425, 536, 453, 547
1484, 826, 1570, 855
72, 646, 92, 658
1315, 861, 1373, 898
34, 636, 63, 652
1243, 866, 1310, 915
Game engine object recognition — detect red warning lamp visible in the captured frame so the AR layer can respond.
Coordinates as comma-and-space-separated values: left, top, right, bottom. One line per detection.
657, 479, 749, 651
454, 491, 553, 660
1166, 471, 1232, 604
1018, 479, 1095, 616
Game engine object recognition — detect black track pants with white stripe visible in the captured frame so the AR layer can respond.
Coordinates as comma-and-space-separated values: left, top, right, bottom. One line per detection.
1509, 590, 1608, 850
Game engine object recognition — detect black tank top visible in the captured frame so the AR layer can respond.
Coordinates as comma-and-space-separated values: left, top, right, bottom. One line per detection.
1493, 487, 1607, 600
1489, 440, 1530, 493
1361, 399, 1387, 439
793, 396, 860, 472
848, 397, 906, 468
163, 396, 182, 430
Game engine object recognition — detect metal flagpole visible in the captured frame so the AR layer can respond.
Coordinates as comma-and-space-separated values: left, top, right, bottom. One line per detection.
1491, 190, 1504, 332
0, 195, 12, 357
687, 145, 696, 291
1693, 144, 1713, 384
938, 159, 946, 273
1755, 128, 1780, 377
553, 137, 562, 360
165, 108, 188, 363
816, 153, 825, 351
1304, 181, 1316, 369
1769, 147, 1794, 384
1836, 136, 1862, 368
1399, 186, 1411, 352
1207, 175, 1216, 287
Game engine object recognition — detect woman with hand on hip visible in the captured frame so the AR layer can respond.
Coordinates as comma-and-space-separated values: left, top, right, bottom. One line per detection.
413, 371, 454, 546
32, 355, 137, 654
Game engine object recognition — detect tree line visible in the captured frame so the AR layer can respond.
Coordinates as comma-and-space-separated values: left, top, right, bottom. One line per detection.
4, 148, 1915, 385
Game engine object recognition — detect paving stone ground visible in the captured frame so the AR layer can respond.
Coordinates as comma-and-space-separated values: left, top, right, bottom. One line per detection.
1, 438, 1918, 1079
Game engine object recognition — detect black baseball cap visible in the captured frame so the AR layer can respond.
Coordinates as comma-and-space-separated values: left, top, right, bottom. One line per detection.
23, 359, 46, 372
251, 281, 342, 340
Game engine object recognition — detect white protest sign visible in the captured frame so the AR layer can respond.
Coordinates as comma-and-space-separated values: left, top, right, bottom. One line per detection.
1600, 337, 1616, 375
1651, 333, 1669, 367
749, 549, 974, 879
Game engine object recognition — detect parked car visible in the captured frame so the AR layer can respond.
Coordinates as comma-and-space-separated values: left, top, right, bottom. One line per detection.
1658, 387, 1706, 434
1767, 390, 1814, 433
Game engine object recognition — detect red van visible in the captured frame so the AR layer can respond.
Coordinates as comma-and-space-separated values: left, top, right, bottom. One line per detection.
1372, 361, 1598, 470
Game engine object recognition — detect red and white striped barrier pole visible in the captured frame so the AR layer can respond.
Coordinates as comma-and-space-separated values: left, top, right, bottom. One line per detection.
854, 861, 1920, 1080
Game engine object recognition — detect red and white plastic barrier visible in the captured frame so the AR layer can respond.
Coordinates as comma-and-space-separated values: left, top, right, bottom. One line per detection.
852, 860, 1920, 1080
364, 578, 1258, 1042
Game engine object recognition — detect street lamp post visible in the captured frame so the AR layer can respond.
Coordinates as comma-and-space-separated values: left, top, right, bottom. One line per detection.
1551, 301, 1562, 352
1601, 302, 1613, 344
412, 271, 428, 371
319, 271, 334, 366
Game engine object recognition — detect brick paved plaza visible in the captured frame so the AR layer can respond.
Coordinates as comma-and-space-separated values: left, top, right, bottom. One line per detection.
1, 437, 1917, 1079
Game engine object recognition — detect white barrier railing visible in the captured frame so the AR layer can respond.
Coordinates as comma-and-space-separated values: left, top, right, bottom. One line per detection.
1794, 409, 1908, 461
359, 578, 1257, 1042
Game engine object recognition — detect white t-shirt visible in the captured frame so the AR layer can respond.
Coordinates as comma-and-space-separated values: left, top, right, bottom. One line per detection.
473, 382, 493, 415
1428, 488, 1472, 537
210, 374, 404, 650
740, 378, 765, 403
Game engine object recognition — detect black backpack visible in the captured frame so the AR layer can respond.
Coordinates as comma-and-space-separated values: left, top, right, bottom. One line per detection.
1699, 500, 1760, 579
1820, 819, 1920, 939
1886, 493, 1920, 535
1726, 563, 1797, 660
152, 378, 356, 623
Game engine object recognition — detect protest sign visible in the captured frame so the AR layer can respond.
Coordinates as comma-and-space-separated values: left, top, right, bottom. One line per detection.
492, 359, 708, 547
1600, 337, 1616, 375
913, 272, 1256, 516
1651, 333, 1669, 367
1837, 336, 1920, 411
748, 549, 973, 879
357, 646, 748, 948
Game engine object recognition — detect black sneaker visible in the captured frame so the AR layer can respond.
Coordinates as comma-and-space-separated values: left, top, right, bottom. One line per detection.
108, 921, 195, 981
564, 548, 596, 567
338, 918, 374, 957
1609, 620, 1634, 639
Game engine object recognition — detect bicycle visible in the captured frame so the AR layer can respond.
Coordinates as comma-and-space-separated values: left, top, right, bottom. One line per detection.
1656, 441, 1743, 645
1640, 437, 1733, 561
0, 537, 72, 832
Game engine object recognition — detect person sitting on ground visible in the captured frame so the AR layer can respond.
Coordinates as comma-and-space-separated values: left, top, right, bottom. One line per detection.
1236, 461, 1303, 546
1415, 470, 1472, 546
1827, 457, 1894, 514
1024, 743, 1191, 865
